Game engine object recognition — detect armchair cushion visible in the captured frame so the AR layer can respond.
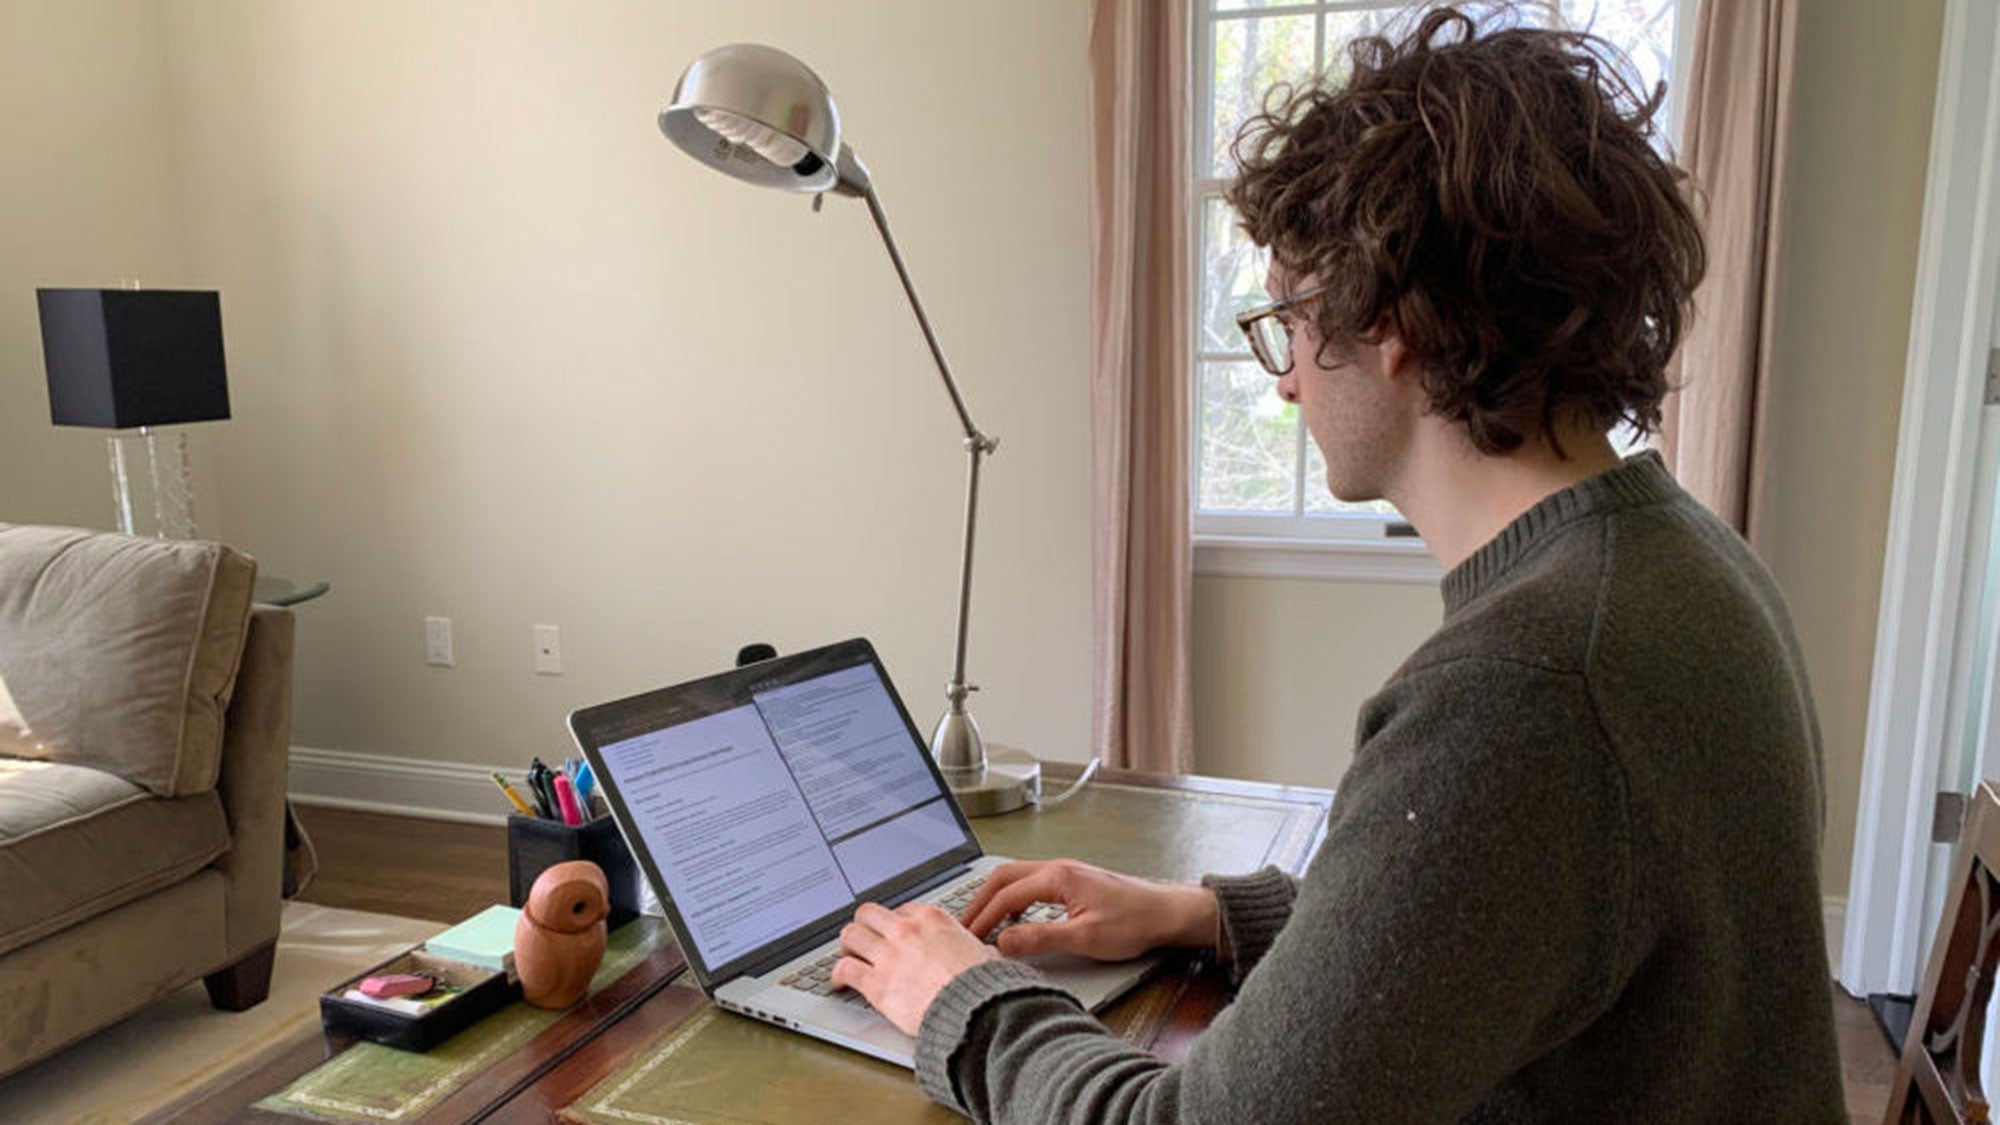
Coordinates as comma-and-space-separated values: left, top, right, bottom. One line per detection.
0, 758, 229, 957
0, 524, 256, 797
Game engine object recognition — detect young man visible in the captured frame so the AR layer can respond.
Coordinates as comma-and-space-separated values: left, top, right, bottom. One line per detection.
830, 7, 1847, 1121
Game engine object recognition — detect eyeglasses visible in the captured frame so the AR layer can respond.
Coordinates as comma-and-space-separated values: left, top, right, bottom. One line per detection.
1235, 282, 1330, 376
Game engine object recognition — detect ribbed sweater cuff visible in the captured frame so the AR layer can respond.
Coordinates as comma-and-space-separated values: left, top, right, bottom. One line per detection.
1202, 866, 1297, 983
915, 958, 1076, 1113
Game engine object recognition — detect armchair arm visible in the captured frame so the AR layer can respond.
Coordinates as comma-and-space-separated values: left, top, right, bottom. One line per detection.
210, 606, 295, 957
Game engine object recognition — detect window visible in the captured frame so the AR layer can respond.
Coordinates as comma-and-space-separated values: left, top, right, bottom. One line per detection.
1190, 0, 1692, 582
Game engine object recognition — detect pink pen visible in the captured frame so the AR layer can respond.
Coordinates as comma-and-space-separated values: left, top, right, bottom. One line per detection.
553, 773, 584, 827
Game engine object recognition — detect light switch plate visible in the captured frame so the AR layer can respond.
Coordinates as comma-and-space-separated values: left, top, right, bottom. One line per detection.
424, 616, 454, 667
533, 624, 562, 675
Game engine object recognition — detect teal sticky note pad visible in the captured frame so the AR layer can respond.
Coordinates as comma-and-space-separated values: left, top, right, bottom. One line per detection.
423, 904, 521, 971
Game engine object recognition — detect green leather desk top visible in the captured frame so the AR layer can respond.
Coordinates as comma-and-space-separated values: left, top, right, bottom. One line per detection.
970, 775, 1326, 881
255, 918, 675, 1123
568, 769, 1332, 1125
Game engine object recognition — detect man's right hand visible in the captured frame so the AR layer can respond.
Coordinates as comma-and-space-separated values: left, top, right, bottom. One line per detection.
959, 858, 1221, 962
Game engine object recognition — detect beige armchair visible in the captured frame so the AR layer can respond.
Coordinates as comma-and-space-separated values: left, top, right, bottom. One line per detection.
0, 524, 297, 1078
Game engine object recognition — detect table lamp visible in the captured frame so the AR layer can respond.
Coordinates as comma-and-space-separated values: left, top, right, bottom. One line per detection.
36, 287, 229, 539
659, 44, 1054, 816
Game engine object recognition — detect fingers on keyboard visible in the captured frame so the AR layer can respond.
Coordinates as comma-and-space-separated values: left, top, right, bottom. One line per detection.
984, 903, 1070, 944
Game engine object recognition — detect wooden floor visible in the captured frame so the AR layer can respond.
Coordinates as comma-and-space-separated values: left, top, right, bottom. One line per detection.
290, 803, 1900, 1122
1838, 994, 1897, 1124
293, 803, 509, 922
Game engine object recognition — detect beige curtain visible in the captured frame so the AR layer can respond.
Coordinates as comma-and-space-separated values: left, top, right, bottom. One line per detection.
1659, 0, 1799, 544
1089, 0, 1193, 773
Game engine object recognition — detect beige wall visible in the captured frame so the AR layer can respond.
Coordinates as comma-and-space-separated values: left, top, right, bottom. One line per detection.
144, 0, 1098, 770
0, 0, 193, 529
1757, 0, 1944, 894
1192, 575, 1438, 788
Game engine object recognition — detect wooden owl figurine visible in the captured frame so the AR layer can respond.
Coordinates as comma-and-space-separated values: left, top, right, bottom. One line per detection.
514, 860, 610, 1009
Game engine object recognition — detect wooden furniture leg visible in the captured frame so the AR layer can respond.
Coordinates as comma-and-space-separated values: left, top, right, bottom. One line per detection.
203, 940, 277, 1012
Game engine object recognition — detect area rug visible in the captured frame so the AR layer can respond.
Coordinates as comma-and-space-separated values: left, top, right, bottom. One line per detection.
0, 902, 442, 1124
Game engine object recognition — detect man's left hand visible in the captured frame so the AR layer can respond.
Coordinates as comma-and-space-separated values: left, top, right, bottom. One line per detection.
831, 901, 999, 1035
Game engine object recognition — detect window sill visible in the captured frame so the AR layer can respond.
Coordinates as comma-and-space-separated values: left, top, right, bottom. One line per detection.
1194, 535, 1444, 584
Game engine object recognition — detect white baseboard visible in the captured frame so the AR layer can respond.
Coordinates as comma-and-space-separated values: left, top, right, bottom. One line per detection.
288, 744, 1859, 973
287, 745, 514, 826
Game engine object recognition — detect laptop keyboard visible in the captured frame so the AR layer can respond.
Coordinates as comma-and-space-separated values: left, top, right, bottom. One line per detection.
779, 950, 848, 996
777, 875, 1069, 997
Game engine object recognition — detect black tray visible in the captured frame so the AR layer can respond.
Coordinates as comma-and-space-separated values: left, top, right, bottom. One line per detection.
319, 947, 520, 1052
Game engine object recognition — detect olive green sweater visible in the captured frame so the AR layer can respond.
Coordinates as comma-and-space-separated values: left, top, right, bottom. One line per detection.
913, 453, 1845, 1122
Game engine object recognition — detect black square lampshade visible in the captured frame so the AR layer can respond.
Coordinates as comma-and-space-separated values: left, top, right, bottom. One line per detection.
37, 288, 230, 429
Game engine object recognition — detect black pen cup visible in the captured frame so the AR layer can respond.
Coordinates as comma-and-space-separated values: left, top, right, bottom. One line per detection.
506, 814, 643, 930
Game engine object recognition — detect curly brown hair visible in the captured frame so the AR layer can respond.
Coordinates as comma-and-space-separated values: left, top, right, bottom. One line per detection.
1225, 4, 1706, 455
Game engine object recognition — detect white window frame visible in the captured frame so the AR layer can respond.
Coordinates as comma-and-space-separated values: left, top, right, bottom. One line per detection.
1188, 0, 1697, 584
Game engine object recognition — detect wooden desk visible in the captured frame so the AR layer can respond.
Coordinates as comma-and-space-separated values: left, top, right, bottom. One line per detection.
510, 765, 1330, 1125
207, 766, 1330, 1124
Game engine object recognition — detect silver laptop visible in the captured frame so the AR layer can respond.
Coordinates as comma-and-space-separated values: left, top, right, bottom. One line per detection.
568, 637, 1158, 1067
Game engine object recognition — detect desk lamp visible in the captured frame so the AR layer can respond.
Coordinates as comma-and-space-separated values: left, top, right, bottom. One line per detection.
659, 43, 1044, 815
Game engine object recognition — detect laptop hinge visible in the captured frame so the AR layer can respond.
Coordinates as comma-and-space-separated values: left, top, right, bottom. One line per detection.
885, 862, 973, 909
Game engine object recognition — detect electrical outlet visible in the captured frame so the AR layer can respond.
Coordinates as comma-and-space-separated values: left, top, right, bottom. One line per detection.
534, 624, 562, 675
424, 616, 454, 667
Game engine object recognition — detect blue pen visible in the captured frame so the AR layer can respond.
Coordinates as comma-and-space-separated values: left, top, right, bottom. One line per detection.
573, 761, 596, 810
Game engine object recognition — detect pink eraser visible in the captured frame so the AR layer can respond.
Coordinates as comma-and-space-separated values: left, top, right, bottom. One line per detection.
359, 972, 435, 999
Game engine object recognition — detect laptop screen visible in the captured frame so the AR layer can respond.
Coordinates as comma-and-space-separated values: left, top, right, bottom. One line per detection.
576, 642, 979, 981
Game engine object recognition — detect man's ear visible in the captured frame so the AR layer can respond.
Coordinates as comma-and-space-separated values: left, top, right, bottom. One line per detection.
1370, 318, 1419, 386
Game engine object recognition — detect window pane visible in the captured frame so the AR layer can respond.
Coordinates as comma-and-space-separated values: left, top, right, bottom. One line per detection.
1321, 7, 1416, 86
1199, 360, 1299, 513
1212, 0, 1287, 11
1302, 436, 1402, 517
1209, 14, 1318, 178
1315, 3, 1678, 130
1610, 419, 1653, 458
1199, 194, 1270, 354
1555, 0, 1679, 133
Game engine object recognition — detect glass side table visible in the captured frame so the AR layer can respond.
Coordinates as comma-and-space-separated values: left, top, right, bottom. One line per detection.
253, 576, 331, 607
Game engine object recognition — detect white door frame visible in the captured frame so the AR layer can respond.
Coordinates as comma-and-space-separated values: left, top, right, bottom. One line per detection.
1840, 0, 2000, 998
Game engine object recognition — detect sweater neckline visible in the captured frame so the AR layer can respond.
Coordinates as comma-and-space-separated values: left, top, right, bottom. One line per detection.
1440, 451, 1677, 613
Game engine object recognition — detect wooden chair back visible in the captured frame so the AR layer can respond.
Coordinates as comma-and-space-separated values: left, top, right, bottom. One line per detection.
1887, 780, 2000, 1123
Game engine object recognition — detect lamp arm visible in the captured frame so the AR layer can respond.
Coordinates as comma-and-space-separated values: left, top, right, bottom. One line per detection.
947, 437, 987, 703
853, 180, 996, 772
858, 184, 992, 449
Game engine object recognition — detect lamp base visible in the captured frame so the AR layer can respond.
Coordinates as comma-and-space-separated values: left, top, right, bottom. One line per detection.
945, 744, 1040, 818
107, 428, 198, 539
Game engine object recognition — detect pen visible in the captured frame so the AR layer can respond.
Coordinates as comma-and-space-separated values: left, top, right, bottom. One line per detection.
554, 773, 584, 827
528, 759, 556, 818
491, 772, 534, 817
573, 761, 596, 811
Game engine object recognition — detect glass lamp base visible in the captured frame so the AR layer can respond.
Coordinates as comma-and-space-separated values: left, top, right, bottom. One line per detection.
107, 428, 198, 539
